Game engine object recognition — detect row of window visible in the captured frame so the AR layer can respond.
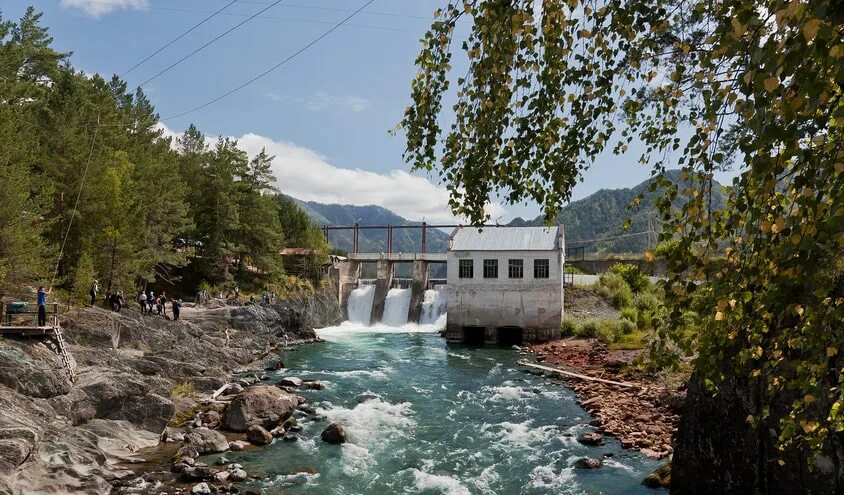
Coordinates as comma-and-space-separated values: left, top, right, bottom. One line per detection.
458, 258, 550, 279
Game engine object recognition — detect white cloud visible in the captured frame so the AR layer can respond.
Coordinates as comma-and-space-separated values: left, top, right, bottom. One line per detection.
158, 124, 506, 224
306, 91, 370, 113
61, 0, 149, 18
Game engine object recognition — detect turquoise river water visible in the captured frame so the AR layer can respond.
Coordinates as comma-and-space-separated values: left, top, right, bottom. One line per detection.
207, 322, 667, 495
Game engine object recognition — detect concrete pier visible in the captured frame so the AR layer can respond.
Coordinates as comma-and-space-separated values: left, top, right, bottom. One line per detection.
407, 260, 428, 323
338, 260, 361, 320
369, 259, 393, 324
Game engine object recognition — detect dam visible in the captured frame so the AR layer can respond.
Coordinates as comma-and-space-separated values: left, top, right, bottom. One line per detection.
326, 225, 565, 344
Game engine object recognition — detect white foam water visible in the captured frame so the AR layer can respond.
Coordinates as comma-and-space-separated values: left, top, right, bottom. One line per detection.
410, 469, 471, 495
381, 288, 411, 327
346, 285, 375, 325
316, 317, 445, 342
420, 288, 447, 325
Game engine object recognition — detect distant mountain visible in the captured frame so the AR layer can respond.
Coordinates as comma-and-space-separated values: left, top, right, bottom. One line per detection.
509, 170, 728, 254
289, 170, 727, 256
288, 198, 451, 253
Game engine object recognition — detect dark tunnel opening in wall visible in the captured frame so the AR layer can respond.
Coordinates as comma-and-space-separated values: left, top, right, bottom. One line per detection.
462, 326, 486, 346
496, 326, 524, 347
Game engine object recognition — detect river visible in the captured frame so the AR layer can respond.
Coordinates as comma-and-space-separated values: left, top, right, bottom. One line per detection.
202, 318, 666, 494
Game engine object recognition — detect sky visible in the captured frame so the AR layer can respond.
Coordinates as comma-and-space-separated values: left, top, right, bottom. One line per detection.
5, 0, 726, 223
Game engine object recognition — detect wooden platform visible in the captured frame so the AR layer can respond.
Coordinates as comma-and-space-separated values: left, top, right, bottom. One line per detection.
0, 326, 56, 336
0, 303, 75, 381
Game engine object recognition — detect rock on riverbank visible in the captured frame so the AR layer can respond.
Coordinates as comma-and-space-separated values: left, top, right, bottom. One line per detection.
0, 291, 341, 494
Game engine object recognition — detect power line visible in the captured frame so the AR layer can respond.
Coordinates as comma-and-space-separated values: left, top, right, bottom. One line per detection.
567, 230, 652, 246
138, 0, 286, 88
163, 0, 375, 121
121, 0, 240, 77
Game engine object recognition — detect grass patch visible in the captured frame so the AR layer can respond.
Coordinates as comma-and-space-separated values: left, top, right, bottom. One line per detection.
610, 330, 649, 350
171, 382, 195, 398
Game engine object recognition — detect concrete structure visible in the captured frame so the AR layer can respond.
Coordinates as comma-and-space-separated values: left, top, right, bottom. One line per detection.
445, 226, 564, 345
334, 253, 445, 324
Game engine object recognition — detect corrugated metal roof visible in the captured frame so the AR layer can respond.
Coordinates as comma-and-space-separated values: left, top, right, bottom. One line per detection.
449, 226, 561, 251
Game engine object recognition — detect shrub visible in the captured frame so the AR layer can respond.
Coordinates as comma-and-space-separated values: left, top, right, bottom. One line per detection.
618, 318, 636, 335
608, 263, 650, 293
561, 319, 578, 337
633, 292, 660, 312
595, 272, 633, 308
576, 319, 601, 338
595, 319, 626, 344
653, 239, 681, 259
620, 307, 639, 323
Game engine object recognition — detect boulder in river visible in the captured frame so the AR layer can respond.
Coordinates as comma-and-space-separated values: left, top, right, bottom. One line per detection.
577, 431, 604, 446
222, 385, 301, 432
643, 463, 671, 488
246, 425, 272, 446
228, 440, 249, 451
229, 468, 248, 482
321, 423, 346, 444
183, 427, 229, 455
574, 458, 603, 469
279, 377, 303, 387
302, 380, 325, 390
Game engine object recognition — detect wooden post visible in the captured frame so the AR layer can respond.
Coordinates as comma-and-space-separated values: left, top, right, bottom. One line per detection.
421, 222, 427, 254
387, 225, 393, 254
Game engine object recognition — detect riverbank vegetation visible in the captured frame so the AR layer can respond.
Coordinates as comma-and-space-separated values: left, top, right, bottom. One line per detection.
0, 8, 328, 302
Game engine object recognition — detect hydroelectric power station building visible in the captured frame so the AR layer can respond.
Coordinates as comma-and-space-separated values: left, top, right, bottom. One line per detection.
445, 226, 565, 345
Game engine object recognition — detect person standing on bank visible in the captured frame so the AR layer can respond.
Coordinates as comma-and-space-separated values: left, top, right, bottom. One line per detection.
37, 286, 49, 327
89, 280, 99, 306
172, 299, 181, 320
138, 291, 147, 314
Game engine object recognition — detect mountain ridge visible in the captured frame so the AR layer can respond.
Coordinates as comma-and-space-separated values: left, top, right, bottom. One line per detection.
288, 170, 726, 255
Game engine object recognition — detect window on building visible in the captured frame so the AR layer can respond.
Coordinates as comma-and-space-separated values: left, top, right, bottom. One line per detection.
508, 259, 524, 278
534, 259, 550, 279
483, 259, 498, 278
458, 259, 473, 278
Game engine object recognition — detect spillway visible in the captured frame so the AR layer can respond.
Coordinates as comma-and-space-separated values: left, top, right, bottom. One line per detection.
346, 285, 375, 325
420, 288, 447, 325
380, 288, 412, 327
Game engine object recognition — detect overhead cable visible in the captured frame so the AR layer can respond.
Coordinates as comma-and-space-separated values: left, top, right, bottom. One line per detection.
163, 0, 375, 121
121, 0, 240, 77
138, 0, 286, 88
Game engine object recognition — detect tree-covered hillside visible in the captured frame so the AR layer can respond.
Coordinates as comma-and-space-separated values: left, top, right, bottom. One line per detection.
291, 198, 450, 254
510, 170, 727, 254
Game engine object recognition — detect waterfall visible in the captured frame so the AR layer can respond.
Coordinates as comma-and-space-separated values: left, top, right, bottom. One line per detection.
347, 285, 375, 325
420, 288, 447, 325
381, 288, 412, 327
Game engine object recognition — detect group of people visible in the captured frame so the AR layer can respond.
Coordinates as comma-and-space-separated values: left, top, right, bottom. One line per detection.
137, 291, 181, 320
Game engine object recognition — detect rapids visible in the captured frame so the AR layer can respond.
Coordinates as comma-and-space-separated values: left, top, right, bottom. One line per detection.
204, 321, 666, 494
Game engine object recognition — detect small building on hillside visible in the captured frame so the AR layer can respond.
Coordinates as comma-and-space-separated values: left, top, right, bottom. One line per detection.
445, 226, 564, 345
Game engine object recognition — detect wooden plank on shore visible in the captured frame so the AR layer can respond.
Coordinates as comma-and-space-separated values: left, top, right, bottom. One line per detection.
517, 360, 639, 389
210, 383, 231, 400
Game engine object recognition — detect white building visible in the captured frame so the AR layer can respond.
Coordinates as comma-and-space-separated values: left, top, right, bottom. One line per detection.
445, 226, 564, 345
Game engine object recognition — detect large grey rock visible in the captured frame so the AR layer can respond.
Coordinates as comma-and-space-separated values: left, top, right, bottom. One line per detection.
183, 427, 229, 454
222, 385, 301, 432
279, 377, 303, 387
0, 340, 72, 398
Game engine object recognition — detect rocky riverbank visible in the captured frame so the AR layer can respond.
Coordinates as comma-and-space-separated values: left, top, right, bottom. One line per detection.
0, 290, 342, 494
525, 339, 685, 460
